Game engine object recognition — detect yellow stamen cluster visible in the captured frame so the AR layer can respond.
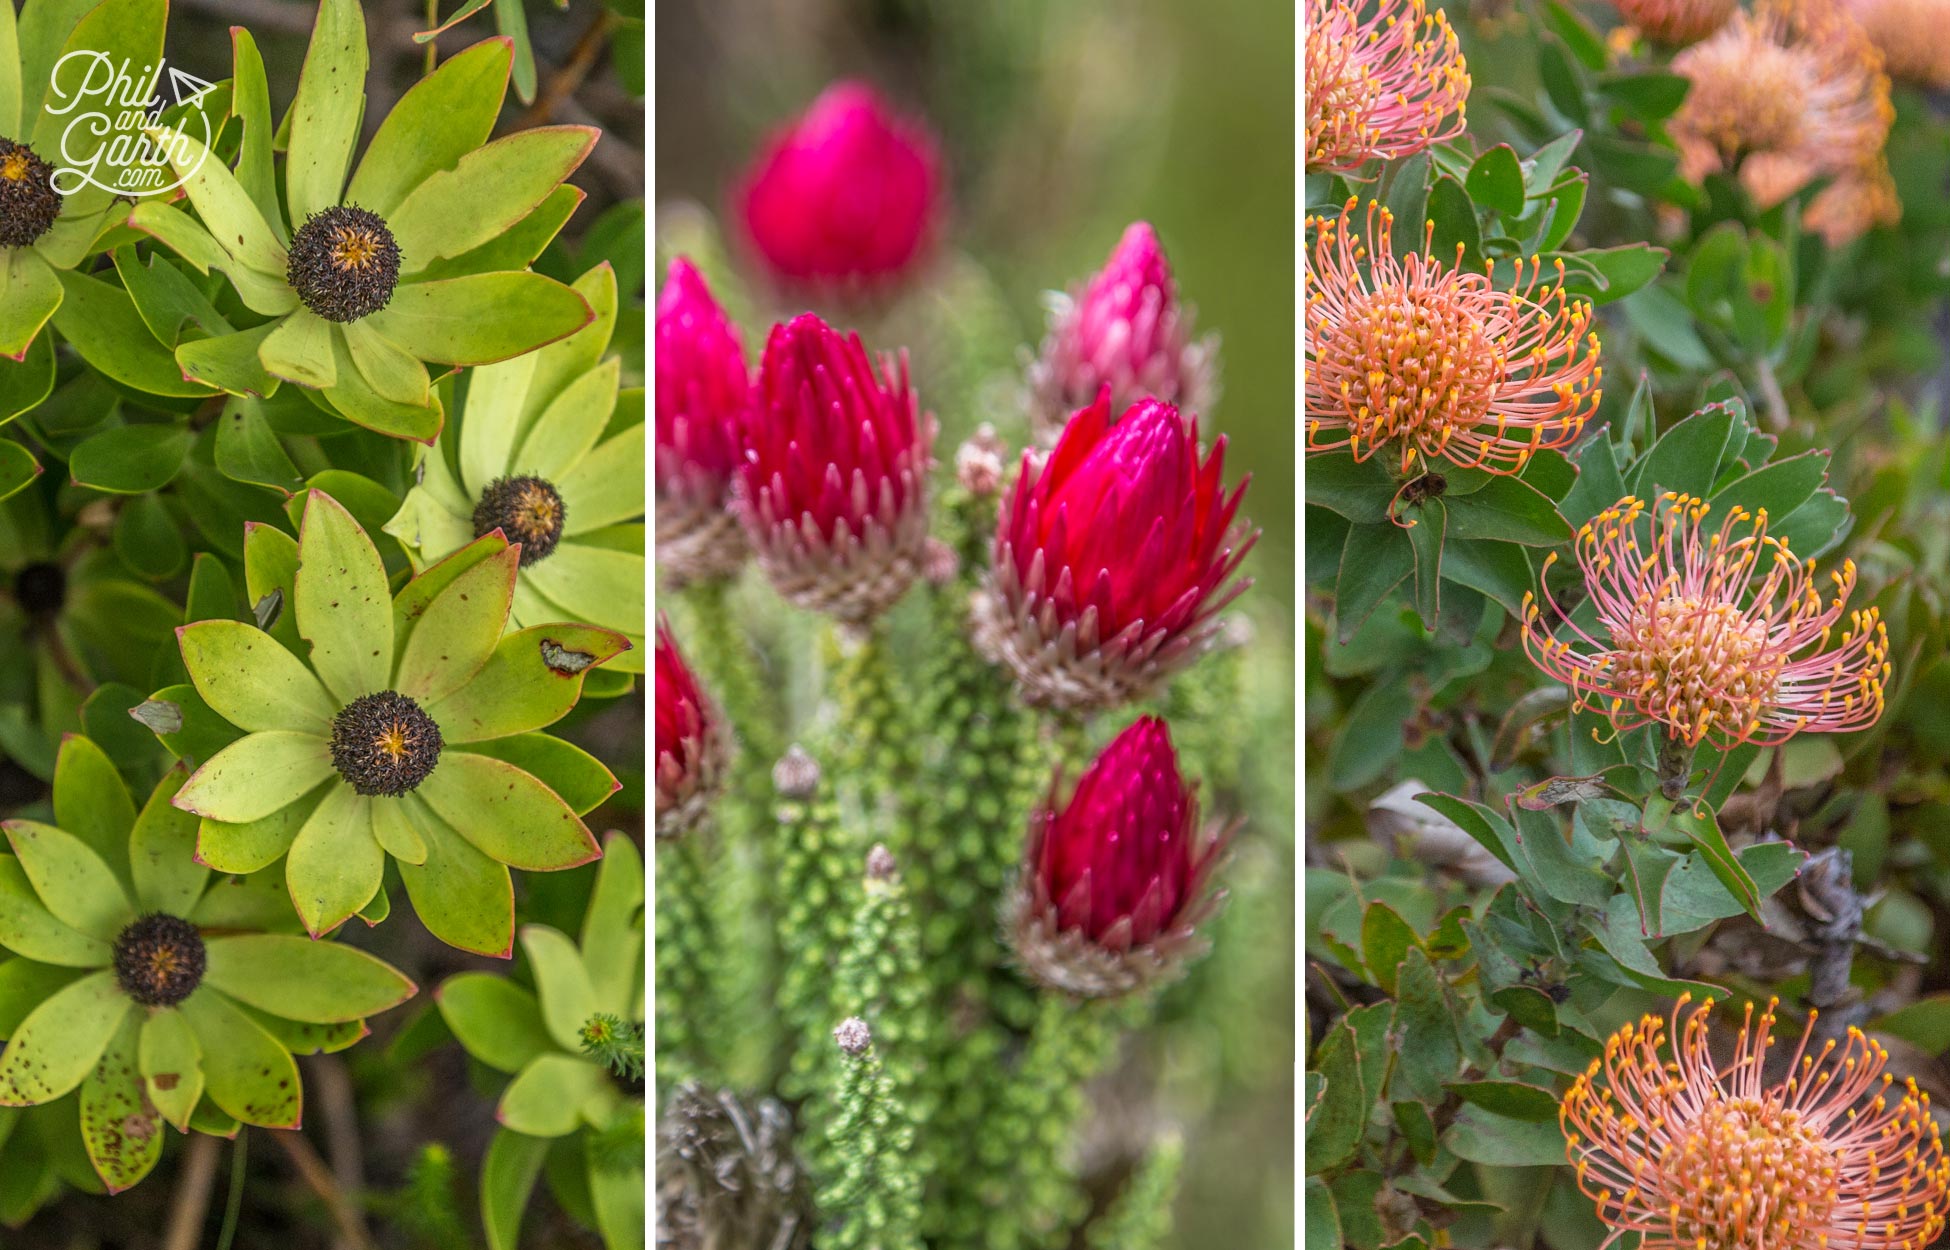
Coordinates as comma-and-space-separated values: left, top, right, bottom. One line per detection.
330, 225, 386, 271
0, 149, 29, 183
1305, 0, 1471, 173
1563, 996, 1950, 1250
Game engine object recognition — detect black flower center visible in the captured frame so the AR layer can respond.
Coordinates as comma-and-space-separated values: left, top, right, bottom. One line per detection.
114, 914, 207, 1007
473, 475, 568, 567
329, 691, 443, 797
0, 138, 61, 249
287, 205, 402, 323
12, 562, 65, 616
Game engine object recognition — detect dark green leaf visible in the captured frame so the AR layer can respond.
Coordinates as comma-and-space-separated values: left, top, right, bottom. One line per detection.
1466, 145, 1526, 219
1447, 1079, 1560, 1121
1444, 476, 1572, 546
70, 425, 193, 494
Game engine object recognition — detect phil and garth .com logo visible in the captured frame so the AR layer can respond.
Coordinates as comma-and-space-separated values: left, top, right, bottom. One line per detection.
44, 50, 216, 197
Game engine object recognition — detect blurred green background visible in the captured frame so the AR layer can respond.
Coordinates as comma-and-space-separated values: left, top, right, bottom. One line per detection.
655, 1, 1296, 1245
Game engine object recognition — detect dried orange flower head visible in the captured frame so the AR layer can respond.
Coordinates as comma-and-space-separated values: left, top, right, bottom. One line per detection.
1670, 0, 1894, 208
1609, 0, 1739, 43
1847, 0, 1950, 87
1304, 199, 1603, 476
1523, 493, 1890, 748
1305, 0, 1470, 172
1564, 995, 1950, 1250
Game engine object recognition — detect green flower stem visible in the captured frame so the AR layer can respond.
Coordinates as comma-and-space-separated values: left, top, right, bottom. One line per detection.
653, 837, 718, 1092
802, 849, 934, 1185
1083, 1133, 1184, 1250
772, 748, 861, 1095
820, 1020, 923, 1250
681, 577, 786, 1087
972, 993, 1119, 1250
828, 622, 919, 847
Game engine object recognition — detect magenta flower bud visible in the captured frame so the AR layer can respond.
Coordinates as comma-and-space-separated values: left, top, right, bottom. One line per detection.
732, 81, 945, 299
656, 258, 751, 584
737, 312, 936, 624
1027, 222, 1218, 446
655, 618, 731, 840
974, 393, 1256, 712
1006, 717, 1229, 998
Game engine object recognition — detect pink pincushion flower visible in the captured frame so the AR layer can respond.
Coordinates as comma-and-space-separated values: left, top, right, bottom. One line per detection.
974, 393, 1256, 712
655, 618, 730, 840
655, 258, 751, 583
1522, 493, 1891, 750
1006, 716, 1229, 998
736, 312, 935, 624
1306, 0, 1471, 173
733, 80, 944, 297
1563, 994, 1950, 1249
1306, 199, 1603, 476
1027, 222, 1219, 446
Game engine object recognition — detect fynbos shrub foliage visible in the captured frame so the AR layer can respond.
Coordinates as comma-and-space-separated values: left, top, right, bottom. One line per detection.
1306, 0, 1950, 1243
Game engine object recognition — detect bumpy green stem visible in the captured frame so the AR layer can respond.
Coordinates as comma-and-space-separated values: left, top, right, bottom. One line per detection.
967, 993, 1119, 1250
653, 837, 718, 1091
820, 1022, 924, 1250
829, 623, 919, 848
772, 749, 862, 1095
1083, 1133, 1184, 1250
801, 849, 935, 1186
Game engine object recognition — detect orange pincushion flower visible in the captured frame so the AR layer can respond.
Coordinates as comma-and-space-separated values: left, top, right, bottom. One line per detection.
1305, 0, 1470, 173
1563, 995, 1950, 1250
1608, 0, 1738, 43
1669, 0, 1894, 208
1304, 200, 1603, 476
1847, 0, 1950, 86
1522, 493, 1890, 748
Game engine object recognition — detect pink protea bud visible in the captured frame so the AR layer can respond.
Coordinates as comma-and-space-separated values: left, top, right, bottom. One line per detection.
1005, 717, 1229, 998
656, 259, 752, 584
732, 80, 945, 299
655, 620, 731, 839
973, 393, 1255, 712
736, 313, 936, 625
1026, 223, 1219, 447
1563, 994, 1950, 1249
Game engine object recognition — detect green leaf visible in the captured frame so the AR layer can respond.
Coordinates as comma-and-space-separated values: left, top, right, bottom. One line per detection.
1466, 145, 1527, 219
1333, 523, 1413, 643
1361, 902, 1424, 995
1662, 802, 1763, 922
52, 272, 216, 398
80, 1012, 161, 1193
425, 624, 631, 744
0, 332, 55, 424
128, 768, 206, 929
1554, 244, 1668, 304
1390, 948, 1463, 1102
436, 973, 554, 1074
390, 127, 596, 270
368, 274, 594, 367
0, 856, 112, 967
3, 821, 132, 943
70, 425, 193, 495
179, 989, 301, 1128
1304, 1018, 1367, 1174
395, 545, 518, 703
1427, 176, 1480, 266
1537, 35, 1588, 124
138, 1008, 203, 1132
396, 809, 515, 957
174, 732, 336, 825
203, 934, 414, 1023
260, 310, 338, 390
1404, 498, 1444, 626
1539, 0, 1607, 69
1444, 476, 1571, 546
1415, 794, 1524, 876
416, 754, 600, 872
214, 397, 304, 493
1598, 71, 1690, 120
346, 38, 511, 216
1447, 1107, 1567, 1165
497, 1054, 609, 1137
1628, 402, 1739, 498
579, 834, 642, 1013
1303, 1177, 1342, 1250
460, 736, 618, 818
1447, 1079, 1560, 1121
284, 784, 384, 936
179, 619, 338, 735
0, 437, 37, 502
1870, 995, 1950, 1054
0, 249, 61, 361
0, 972, 129, 1105
1327, 679, 1413, 791
294, 490, 394, 704
285, 0, 368, 225
1709, 450, 1829, 523
1439, 538, 1532, 616
1660, 841, 1804, 933
481, 1127, 550, 1250
1489, 984, 1561, 1036
521, 925, 597, 1053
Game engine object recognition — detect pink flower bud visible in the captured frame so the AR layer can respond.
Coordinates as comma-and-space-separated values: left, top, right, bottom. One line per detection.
655, 259, 751, 584
654, 619, 731, 839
